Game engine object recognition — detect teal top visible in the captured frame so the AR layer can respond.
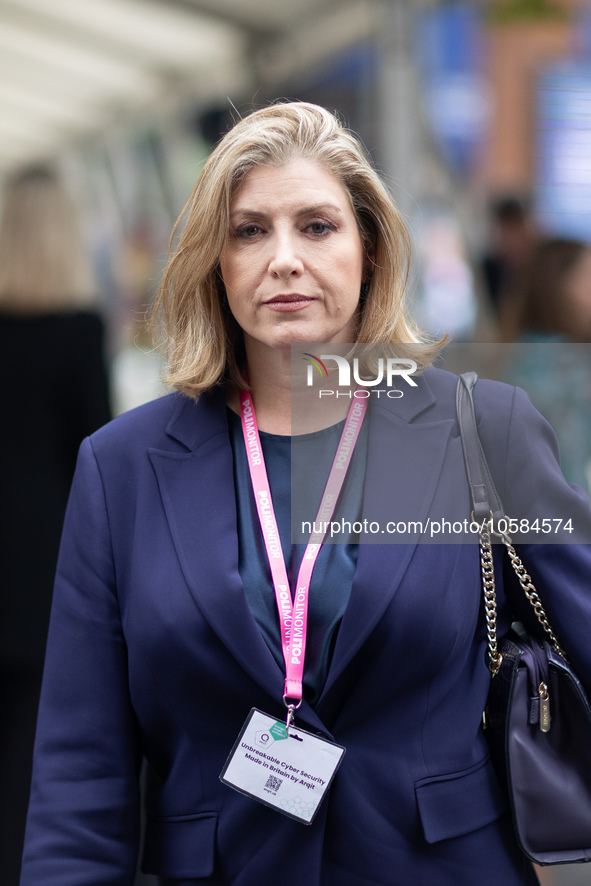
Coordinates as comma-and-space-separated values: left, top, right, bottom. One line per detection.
502, 334, 591, 496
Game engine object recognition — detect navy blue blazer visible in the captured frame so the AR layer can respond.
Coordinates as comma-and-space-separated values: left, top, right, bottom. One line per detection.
20, 368, 591, 886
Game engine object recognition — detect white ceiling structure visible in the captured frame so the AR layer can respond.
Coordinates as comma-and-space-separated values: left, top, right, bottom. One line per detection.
0, 0, 380, 172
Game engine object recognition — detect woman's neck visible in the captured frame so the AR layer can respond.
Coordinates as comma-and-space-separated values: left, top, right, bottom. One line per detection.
225, 346, 292, 435
227, 341, 351, 435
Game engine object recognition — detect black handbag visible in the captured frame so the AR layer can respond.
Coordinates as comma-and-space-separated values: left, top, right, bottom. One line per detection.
457, 371, 591, 866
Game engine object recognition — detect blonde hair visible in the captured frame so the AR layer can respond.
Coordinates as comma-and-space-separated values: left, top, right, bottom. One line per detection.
152, 101, 438, 398
0, 167, 96, 313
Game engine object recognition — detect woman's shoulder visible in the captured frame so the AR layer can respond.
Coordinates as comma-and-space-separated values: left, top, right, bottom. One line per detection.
89, 392, 185, 452
422, 365, 520, 420
87, 387, 227, 459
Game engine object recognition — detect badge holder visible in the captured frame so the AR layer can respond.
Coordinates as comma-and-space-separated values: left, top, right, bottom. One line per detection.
220, 708, 345, 825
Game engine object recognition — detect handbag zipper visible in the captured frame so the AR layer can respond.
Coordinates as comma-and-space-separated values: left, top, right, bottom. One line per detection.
529, 642, 551, 733
538, 682, 551, 732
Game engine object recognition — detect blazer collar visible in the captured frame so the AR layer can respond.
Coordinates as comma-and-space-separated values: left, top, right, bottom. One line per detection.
371, 368, 438, 424
163, 368, 439, 449
165, 387, 229, 451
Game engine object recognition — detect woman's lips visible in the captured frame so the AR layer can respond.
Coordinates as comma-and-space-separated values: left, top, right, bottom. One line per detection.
264, 294, 315, 312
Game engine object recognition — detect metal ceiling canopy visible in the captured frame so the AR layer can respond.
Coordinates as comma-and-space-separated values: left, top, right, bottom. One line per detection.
0, 0, 374, 172
0, 0, 241, 170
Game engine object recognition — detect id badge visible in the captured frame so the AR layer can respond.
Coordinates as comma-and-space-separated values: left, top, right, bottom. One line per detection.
220, 708, 345, 825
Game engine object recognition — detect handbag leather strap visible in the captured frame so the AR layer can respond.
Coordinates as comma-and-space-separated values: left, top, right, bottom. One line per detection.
456, 372, 504, 526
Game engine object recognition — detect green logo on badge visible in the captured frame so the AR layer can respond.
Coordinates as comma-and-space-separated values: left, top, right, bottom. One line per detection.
270, 722, 288, 741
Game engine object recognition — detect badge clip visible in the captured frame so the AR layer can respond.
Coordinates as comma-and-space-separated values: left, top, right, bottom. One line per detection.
283, 696, 301, 734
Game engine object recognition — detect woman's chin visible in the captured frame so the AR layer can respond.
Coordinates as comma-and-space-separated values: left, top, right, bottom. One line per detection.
243, 316, 358, 359
245, 328, 320, 356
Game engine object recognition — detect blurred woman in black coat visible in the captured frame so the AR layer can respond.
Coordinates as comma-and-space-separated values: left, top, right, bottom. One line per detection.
0, 167, 111, 885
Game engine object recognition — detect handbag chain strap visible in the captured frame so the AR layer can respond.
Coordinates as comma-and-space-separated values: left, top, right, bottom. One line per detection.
478, 524, 503, 676
479, 522, 569, 673
457, 373, 569, 675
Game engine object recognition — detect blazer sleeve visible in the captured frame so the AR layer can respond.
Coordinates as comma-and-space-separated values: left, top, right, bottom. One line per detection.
490, 384, 591, 688
20, 436, 142, 886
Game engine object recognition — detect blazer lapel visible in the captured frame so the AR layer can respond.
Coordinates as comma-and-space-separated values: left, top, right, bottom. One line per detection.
149, 392, 283, 701
318, 377, 455, 709
149, 391, 327, 734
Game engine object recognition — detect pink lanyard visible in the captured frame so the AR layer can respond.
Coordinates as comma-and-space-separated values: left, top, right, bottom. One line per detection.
239, 389, 367, 724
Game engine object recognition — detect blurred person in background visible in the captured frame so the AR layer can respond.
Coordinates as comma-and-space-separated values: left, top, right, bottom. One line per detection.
481, 195, 538, 321
0, 166, 112, 885
500, 236, 591, 495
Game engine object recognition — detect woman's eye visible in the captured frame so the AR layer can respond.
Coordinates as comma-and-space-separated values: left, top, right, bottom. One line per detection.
234, 224, 263, 239
306, 221, 335, 236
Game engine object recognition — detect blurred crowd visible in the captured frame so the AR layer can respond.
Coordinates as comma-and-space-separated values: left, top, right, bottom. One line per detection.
483, 196, 591, 496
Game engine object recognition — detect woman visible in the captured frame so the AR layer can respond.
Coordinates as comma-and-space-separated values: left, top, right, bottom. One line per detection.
0, 166, 111, 886
20, 103, 591, 886
500, 237, 591, 494
500, 236, 591, 344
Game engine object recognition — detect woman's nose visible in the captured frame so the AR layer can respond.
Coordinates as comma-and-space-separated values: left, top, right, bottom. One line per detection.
268, 233, 304, 280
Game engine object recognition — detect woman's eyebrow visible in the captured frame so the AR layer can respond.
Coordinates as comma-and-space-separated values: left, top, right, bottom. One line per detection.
229, 209, 268, 221
295, 203, 345, 217
229, 203, 345, 220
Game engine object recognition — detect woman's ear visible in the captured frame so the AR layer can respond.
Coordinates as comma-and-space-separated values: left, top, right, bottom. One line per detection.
216, 271, 229, 309
365, 244, 376, 272
360, 249, 375, 301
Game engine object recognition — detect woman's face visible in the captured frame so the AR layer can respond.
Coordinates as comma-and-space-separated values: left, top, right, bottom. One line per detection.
219, 158, 366, 357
